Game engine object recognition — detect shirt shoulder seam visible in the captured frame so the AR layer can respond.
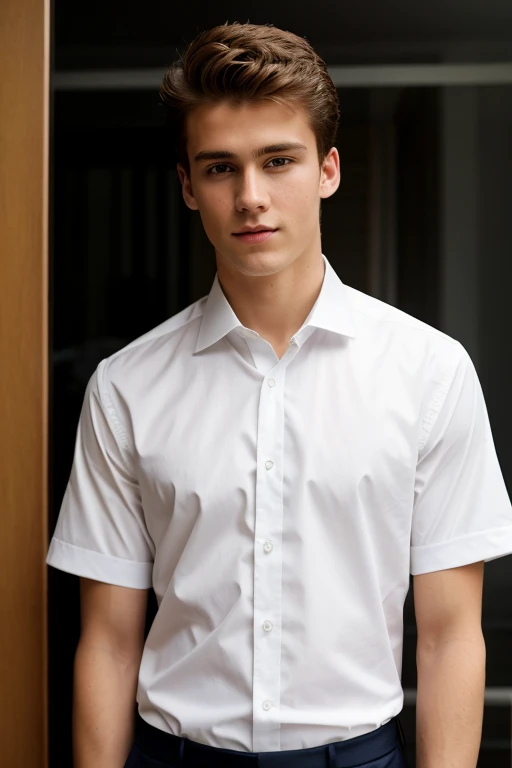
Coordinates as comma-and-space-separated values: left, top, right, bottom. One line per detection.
418, 340, 469, 453
95, 359, 131, 452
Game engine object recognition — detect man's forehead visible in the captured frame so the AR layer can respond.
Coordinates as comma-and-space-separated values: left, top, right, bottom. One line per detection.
185, 101, 314, 157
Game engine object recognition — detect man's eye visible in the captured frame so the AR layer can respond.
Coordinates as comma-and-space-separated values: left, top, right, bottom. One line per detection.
209, 164, 232, 175
267, 158, 291, 168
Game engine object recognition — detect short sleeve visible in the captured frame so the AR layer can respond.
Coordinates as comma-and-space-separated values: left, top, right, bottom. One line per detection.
410, 343, 512, 575
46, 360, 154, 588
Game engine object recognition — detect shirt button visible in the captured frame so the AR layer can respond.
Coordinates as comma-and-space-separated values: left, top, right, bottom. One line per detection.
262, 700, 272, 711
263, 541, 273, 553
267, 378, 276, 388
263, 620, 273, 632
265, 460, 274, 470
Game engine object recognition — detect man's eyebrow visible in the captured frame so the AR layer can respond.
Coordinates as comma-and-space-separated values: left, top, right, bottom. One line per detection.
194, 142, 308, 163
254, 142, 307, 158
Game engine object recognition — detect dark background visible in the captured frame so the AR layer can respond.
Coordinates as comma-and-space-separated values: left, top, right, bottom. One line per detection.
49, 2, 512, 765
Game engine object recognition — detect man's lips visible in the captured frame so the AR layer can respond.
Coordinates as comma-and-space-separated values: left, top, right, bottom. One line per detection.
232, 229, 277, 244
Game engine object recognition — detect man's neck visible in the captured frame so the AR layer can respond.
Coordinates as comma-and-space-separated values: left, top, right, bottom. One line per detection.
215, 247, 326, 348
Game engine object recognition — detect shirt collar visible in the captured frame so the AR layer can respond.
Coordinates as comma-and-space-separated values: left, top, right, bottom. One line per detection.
194, 253, 356, 353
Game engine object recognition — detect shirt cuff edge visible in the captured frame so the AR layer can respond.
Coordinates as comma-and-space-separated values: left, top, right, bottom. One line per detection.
46, 537, 153, 589
410, 524, 512, 575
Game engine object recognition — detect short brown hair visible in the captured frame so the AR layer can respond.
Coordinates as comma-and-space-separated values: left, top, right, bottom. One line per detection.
159, 22, 340, 172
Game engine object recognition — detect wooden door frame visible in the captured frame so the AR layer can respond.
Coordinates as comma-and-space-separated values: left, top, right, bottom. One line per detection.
0, 1, 50, 765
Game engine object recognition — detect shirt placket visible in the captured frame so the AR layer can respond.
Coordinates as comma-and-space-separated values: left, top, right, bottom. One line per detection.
252, 362, 287, 752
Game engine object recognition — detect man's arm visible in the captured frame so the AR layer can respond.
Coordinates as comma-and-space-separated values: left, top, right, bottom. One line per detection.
413, 561, 486, 768
73, 577, 149, 768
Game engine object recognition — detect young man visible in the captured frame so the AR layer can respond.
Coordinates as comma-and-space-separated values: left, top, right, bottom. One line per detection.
47, 22, 512, 768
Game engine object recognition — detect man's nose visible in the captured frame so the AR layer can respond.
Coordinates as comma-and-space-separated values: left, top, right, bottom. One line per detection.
235, 169, 270, 212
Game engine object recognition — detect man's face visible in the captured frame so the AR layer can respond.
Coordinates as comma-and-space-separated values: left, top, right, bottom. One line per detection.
177, 99, 340, 278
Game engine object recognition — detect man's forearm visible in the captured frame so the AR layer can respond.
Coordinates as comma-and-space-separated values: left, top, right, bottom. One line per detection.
73, 639, 141, 768
415, 633, 486, 768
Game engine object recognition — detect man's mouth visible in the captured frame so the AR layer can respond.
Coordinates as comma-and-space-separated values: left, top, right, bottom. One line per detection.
232, 229, 277, 244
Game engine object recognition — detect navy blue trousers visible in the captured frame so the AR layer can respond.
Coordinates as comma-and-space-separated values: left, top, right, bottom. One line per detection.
123, 712, 409, 767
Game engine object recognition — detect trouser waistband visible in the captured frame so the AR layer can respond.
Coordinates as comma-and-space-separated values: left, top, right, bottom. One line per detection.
134, 712, 406, 767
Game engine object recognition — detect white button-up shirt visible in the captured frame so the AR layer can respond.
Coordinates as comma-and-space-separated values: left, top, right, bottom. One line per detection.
47, 253, 512, 752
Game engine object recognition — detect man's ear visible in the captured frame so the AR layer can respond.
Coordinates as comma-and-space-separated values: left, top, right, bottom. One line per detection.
177, 163, 199, 211
319, 147, 340, 200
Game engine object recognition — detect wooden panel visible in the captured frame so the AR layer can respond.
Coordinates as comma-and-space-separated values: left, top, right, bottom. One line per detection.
0, 0, 50, 766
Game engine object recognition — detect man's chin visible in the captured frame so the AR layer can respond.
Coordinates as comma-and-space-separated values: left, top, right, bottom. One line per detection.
217, 247, 295, 278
